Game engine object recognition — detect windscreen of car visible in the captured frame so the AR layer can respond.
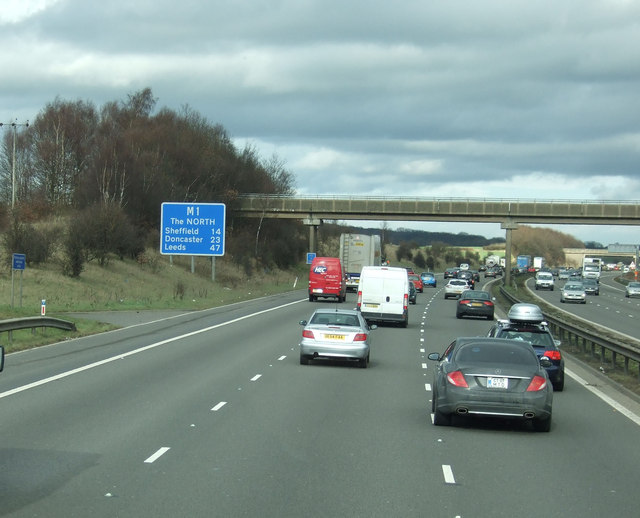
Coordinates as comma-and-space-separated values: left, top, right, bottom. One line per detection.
497, 328, 554, 347
565, 284, 583, 290
455, 343, 536, 366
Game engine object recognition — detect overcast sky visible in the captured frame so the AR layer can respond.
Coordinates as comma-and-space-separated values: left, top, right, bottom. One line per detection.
2, 0, 639, 246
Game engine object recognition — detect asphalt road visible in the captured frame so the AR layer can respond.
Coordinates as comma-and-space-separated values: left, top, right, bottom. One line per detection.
1, 287, 639, 517
526, 271, 640, 339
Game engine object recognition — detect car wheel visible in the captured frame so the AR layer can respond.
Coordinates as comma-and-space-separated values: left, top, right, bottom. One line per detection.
551, 287, 554, 291
532, 415, 551, 432
581, 300, 586, 304
456, 312, 462, 319
553, 375, 564, 392
560, 299, 565, 303
433, 406, 451, 426
300, 355, 309, 365
309, 294, 315, 302
401, 317, 408, 328
359, 357, 367, 368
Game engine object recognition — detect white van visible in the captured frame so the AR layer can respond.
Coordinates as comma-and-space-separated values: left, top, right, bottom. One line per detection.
357, 266, 409, 327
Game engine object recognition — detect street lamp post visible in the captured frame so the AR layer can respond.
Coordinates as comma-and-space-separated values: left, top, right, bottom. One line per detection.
0, 120, 29, 208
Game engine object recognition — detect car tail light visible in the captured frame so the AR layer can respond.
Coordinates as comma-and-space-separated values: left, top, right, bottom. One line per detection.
353, 333, 367, 342
302, 330, 315, 339
403, 293, 408, 310
446, 370, 469, 388
483, 301, 494, 307
543, 350, 562, 361
357, 290, 362, 309
526, 375, 548, 392
459, 299, 470, 304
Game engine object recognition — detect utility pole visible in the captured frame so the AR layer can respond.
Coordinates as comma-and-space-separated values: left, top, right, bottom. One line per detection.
0, 120, 29, 208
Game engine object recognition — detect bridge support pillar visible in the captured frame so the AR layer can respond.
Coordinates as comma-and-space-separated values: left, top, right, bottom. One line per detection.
502, 220, 519, 287
303, 218, 322, 255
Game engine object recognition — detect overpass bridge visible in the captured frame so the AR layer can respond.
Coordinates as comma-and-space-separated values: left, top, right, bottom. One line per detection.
235, 195, 640, 285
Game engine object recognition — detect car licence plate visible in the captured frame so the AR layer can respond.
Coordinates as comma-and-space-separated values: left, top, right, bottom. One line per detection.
486, 377, 508, 389
471, 302, 482, 307
324, 334, 345, 340
364, 303, 379, 309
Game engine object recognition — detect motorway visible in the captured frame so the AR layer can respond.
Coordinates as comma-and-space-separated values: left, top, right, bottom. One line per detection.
1, 284, 639, 517
525, 271, 640, 340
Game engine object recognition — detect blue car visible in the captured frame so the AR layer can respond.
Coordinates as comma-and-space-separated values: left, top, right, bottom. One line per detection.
420, 272, 437, 288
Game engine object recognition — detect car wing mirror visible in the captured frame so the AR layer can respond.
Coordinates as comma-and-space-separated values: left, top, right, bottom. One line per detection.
554, 340, 561, 347
299, 320, 307, 326
427, 352, 441, 361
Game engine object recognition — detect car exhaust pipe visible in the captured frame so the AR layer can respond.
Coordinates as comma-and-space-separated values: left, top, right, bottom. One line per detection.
524, 412, 535, 419
456, 407, 468, 415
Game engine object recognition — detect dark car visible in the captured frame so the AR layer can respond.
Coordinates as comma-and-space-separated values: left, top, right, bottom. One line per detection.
428, 337, 553, 432
420, 272, 437, 288
582, 278, 599, 295
409, 281, 417, 304
456, 290, 494, 320
487, 303, 565, 391
444, 267, 458, 279
456, 270, 475, 289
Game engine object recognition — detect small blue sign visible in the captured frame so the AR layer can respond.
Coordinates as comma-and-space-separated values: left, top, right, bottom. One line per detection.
12, 253, 26, 270
306, 252, 316, 264
160, 202, 226, 256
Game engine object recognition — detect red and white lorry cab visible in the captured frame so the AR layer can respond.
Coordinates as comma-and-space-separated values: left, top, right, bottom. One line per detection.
308, 257, 347, 302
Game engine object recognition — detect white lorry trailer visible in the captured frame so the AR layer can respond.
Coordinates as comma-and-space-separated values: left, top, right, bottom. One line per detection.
339, 234, 382, 292
582, 257, 602, 282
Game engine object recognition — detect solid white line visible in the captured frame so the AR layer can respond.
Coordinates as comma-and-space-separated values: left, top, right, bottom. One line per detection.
211, 401, 227, 411
250, 374, 262, 381
0, 299, 306, 400
566, 368, 640, 426
442, 464, 456, 484
144, 447, 170, 464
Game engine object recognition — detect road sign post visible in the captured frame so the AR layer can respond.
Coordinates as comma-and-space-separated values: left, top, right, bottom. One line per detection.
11, 253, 25, 309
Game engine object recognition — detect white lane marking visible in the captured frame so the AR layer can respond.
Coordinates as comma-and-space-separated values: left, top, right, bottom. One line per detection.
278, 355, 287, 361
425, 383, 432, 392
566, 368, 640, 426
442, 464, 456, 484
211, 401, 227, 411
0, 299, 305, 400
144, 447, 170, 464
422, 363, 428, 369
420, 348, 425, 353
250, 374, 262, 381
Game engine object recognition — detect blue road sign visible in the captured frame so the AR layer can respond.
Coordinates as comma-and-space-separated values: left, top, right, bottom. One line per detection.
12, 253, 26, 270
306, 252, 316, 264
160, 202, 226, 256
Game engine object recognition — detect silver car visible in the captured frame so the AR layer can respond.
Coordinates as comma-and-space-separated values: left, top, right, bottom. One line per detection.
299, 309, 375, 368
626, 281, 640, 298
560, 282, 586, 304
444, 279, 470, 299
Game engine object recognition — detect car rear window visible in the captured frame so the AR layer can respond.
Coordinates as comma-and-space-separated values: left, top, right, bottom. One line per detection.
456, 343, 536, 365
497, 329, 554, 347
311, 313, 359, 326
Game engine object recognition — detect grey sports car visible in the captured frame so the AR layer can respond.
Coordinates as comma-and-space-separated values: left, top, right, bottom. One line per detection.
428, 337, 553, 432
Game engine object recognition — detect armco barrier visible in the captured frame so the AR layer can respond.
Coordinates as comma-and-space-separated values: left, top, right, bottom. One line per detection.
0, 317, 76, 343
499, 286, 640, 379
